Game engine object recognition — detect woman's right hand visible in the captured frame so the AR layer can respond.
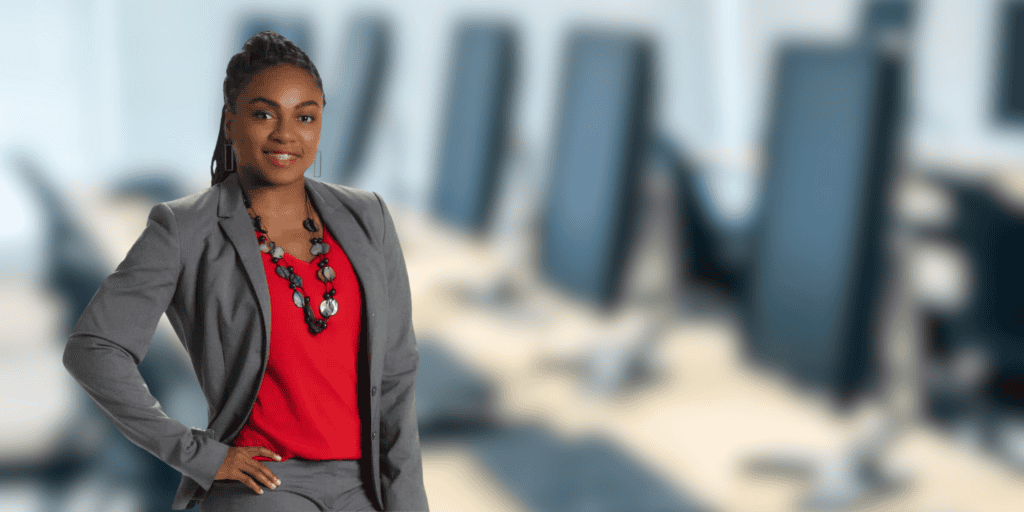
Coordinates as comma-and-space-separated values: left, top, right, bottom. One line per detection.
214, 446, 283, 495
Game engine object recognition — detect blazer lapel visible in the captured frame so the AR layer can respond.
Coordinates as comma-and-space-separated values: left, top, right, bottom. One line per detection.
217, 173, 274, 348
305, 178, 385, 372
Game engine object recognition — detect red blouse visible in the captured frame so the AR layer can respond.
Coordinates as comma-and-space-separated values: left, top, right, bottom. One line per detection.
232, 224, 363, 461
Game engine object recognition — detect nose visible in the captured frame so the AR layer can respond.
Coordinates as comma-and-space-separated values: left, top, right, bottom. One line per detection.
270, 115, 299, 144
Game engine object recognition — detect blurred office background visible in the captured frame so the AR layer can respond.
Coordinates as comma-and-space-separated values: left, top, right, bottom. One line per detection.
4, 0, 1024, 510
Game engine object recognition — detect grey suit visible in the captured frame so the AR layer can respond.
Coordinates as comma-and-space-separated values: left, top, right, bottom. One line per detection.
63, 172, 428, 511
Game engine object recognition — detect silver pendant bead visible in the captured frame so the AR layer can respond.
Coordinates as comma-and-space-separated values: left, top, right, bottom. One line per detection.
319, 298, 339, 317
293, 291, 304, 308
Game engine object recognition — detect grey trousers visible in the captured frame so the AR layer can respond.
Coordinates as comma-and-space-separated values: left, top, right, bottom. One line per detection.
199, 458, 378, 511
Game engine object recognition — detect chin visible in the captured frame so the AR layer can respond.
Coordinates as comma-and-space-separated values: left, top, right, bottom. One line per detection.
244, 167, 306, 187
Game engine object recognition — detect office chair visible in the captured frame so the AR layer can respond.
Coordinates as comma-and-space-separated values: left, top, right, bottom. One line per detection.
661, 0, 915, 305
111, 170, 188, 205
321, 15, 391, 185
415, 340, 497, 435
14, 155, 110, 337
921, 179, 1024, 469
420, 21, 537, 315
4, 152, 111, 509
413, 21, 520, 433
529, 29, 662, 394
431, 22, 517, 235
14, 153, 206, 511
463, 422, 709, 512
996, 0, 1024, 124
652, 137, 753, 306
538, 29, 651, 309
739, 33, 906, 510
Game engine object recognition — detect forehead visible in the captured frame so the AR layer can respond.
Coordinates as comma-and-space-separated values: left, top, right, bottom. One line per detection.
240, 64, 321, 104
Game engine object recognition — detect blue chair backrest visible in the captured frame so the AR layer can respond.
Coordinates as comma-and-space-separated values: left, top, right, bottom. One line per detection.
998, 0, 1024, 123
946, 183, 1024, 372
537, 30, 652, 309
743, 44, 902, 405
654, 137, 750, 295
430, 22, 516, 234
112, 171, 187, 205
862, 0, 914, 40
323, 15, 391, 185
13, 154, 110, 336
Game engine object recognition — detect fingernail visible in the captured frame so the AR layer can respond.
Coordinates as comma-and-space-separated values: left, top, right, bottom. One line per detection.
276, 478, 282, 485
275, 455, 282, 461
257, 489, 263, 495
270, 483, 277, 489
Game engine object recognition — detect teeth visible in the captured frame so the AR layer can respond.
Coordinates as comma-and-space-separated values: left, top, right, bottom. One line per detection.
267, 152, 295, 160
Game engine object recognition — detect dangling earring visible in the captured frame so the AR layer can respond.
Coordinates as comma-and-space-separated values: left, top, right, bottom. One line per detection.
313, 151, 322, 177
225, 142, 237, 173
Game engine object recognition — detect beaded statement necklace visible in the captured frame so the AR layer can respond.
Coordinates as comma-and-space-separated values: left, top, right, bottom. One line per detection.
239, 179, 339, 335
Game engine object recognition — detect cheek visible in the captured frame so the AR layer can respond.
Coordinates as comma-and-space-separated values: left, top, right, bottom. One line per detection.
301, 125, 319, 141
240, 124, 268, 148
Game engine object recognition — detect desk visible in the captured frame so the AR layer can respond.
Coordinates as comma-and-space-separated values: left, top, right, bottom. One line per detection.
391, 204, 1024, 512
10, 185, 1024, 511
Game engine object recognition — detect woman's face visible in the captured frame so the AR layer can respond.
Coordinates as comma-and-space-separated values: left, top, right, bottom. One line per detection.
224, 63, 323, 186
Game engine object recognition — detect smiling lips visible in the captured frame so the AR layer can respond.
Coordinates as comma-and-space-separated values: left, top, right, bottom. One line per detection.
264, 150, 299, 166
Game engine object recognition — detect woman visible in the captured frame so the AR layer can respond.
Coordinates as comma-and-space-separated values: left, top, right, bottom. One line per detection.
62, 31, 428, 511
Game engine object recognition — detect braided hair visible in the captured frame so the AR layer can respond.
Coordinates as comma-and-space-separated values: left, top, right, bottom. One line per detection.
211, 31, 326, 187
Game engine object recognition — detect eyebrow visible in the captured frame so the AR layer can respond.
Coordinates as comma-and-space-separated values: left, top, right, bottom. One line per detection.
248, 97, 321, 109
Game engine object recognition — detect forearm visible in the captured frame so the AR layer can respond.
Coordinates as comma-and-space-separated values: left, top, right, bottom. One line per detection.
64, 333, 230, 490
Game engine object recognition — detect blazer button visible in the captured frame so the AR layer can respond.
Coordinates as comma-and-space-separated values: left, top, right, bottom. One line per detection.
371, 431, 377, 440
371, 386, 377, 396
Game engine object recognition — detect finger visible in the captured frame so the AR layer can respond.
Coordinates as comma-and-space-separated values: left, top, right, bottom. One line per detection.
257, 463, 281, 487
248, 462, 279, 489
241, 474, 264, 495
260, 447, 283, 461
243, 459, 278, 486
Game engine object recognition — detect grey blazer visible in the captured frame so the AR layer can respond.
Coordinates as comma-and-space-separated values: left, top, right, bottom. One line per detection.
62, 172, 428, 511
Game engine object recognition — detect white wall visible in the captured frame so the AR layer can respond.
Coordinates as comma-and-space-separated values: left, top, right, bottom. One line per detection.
5, 0, 1023, 279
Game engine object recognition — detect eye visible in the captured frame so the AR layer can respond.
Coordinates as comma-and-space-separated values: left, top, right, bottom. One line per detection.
252, 110, 272, 120
300, 114, 316, 123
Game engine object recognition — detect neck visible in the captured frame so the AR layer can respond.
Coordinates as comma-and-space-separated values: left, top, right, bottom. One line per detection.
238, 171, 309, 220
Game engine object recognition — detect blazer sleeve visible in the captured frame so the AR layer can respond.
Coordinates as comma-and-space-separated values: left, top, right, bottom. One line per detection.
375, 193, 430, 511
62, 202, 230, 492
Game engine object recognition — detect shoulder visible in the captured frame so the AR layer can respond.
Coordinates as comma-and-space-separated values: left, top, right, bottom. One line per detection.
165, 184, 218, 212
313, 179, 383, 213
309, 179, 389, 242
159, 184, 220, 232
